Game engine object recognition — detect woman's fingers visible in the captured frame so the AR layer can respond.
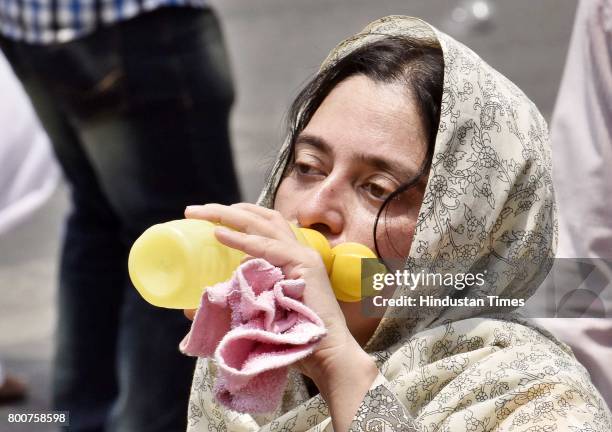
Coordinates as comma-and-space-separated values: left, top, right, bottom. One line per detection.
214, 227, 339, 319
214, 227, 321, 279
185, 203, 295, 241
230, 202, 281, 219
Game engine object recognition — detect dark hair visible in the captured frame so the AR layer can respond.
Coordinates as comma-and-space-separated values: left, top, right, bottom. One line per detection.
284, 35, 444, 259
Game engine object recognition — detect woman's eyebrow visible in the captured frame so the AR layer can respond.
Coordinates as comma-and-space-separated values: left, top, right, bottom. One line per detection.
295, 133, 332, 153
295, 132, 414, 178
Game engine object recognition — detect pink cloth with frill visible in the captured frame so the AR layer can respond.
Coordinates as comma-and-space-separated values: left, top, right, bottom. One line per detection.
180, 258, 326, 413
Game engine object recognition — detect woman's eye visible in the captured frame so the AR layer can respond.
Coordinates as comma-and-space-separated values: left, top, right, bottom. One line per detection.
363, 182, 393, 201
294, 162, 323, 176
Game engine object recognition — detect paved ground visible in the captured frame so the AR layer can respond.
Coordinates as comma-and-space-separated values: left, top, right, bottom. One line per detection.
0, 1, 575, 430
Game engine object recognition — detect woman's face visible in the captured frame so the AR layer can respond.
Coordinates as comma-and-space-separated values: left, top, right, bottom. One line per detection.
274, 74, 429, 344
275, 74, 428, 262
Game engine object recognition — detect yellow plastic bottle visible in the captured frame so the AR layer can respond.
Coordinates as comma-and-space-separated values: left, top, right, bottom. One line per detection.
128, 219, 378, 309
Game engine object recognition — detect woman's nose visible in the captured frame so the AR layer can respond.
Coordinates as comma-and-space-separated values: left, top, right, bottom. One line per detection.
296, 179, 344, 238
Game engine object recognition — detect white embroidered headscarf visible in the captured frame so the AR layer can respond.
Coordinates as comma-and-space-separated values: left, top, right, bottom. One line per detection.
187, 16, 612, 431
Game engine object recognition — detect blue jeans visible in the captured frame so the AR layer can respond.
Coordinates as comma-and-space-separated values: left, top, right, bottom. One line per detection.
0, 7, 240, 431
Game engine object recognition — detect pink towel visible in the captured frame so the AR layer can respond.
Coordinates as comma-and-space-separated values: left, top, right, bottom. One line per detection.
180, 258, 327, 413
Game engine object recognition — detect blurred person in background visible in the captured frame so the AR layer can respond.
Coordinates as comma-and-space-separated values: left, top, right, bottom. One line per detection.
0, 2, 241, 431
535, 0, 612, 408
0, 50, 59, 405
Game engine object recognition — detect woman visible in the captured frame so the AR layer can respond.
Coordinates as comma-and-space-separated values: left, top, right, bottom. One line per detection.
183, 16, 612, 431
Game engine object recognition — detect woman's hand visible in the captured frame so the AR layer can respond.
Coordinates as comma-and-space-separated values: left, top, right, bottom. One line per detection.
185, 203, 378, 431
183, 204, 368, 376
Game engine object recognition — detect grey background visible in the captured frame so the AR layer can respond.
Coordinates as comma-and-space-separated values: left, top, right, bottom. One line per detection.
0, 0, 576, 429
